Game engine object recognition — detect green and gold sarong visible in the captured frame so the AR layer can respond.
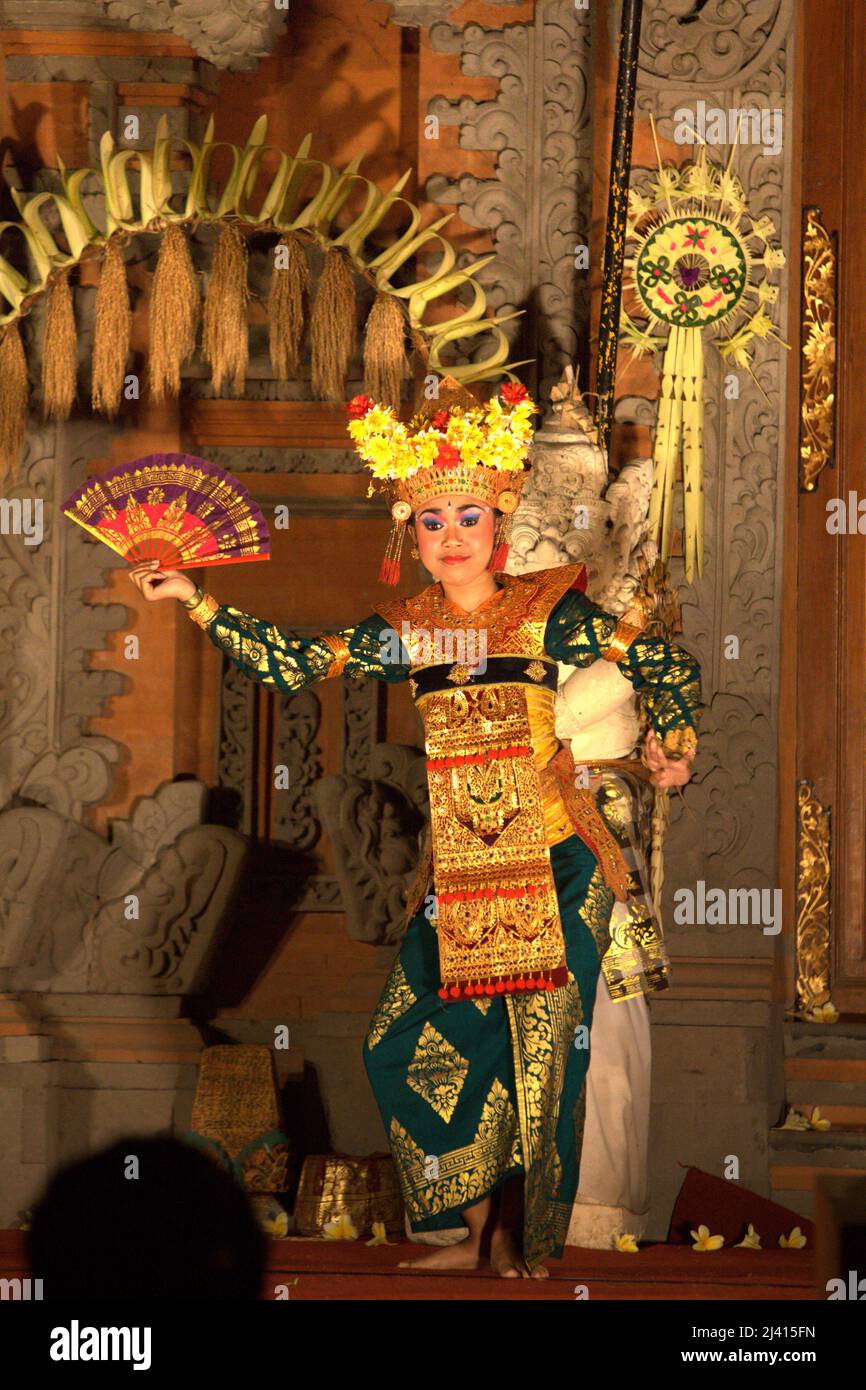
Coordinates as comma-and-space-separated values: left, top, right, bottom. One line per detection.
364, 834, 612, 1270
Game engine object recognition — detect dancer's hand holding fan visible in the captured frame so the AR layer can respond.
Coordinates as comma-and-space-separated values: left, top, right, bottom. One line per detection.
60, 453, 270, 602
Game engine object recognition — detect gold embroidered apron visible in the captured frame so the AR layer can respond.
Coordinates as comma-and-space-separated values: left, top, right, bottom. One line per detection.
378, 565, 630, 1001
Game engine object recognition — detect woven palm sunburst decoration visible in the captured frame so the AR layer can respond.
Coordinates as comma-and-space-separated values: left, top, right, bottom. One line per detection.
621, 125, 786, 581
60, 454, 270, 570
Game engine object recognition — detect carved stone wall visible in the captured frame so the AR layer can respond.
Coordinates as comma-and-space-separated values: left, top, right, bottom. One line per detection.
0, 417, 127, 821
621, 0, 794, 948
1, 1, 287, 73
426, 0, 594, 405
612, 0, 794, 1235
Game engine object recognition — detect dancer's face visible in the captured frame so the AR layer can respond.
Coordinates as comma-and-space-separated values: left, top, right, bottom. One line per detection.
413, 494, 495, 588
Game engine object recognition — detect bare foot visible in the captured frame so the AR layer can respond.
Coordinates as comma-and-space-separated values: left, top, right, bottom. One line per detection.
397, 1242, 481, 1272
490, 1228, 524, 1278
527, 1262, 549, 1279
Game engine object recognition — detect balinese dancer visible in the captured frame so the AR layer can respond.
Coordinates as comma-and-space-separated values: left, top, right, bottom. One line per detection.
129, 377, 701, 1278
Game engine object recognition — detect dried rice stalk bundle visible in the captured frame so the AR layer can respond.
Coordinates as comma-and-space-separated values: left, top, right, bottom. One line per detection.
202, 221, 249, 395
310, 247, 356, 401
41, 267, 77, 421
0, 320, 28, 481
149, 222, 200, 402
269, 234, 309, 380
91, 237, 131, 419
363, 291, 410, 411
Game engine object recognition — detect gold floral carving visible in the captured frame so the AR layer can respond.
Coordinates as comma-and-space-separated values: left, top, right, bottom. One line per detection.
799, 207, 837, 492
795, 780, 833, 1015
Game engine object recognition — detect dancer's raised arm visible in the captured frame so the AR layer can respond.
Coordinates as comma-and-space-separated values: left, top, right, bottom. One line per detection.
128, 560, 410, 694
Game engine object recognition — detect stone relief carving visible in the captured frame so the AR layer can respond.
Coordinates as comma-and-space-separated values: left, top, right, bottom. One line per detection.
365, 0, 523, 28
600, 1, 794, 929
0, 418, 129, 823
0, 779, 246, 993
615, 0, 792, 88
426, 0, 593, 405
100, 0, 286, 72
216, 662, 258, 835
0, 0, 289, 72
274, 688, 322, 852
507, 366, 657, 616
314, 743, 427, 946
343, 676, 383, 780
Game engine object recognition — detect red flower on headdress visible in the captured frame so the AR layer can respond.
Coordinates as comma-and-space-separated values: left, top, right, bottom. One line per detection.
347, 394, 375, 419
501, 382, 529, 406
431, 410, 450, 431
433, 443, 461, 470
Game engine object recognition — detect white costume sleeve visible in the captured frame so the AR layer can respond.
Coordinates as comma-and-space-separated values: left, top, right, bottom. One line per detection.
555, 659, 641, 761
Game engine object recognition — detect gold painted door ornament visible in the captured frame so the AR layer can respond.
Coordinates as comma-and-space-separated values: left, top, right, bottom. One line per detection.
798, 206, 837, 492
794, 781, 838, 1023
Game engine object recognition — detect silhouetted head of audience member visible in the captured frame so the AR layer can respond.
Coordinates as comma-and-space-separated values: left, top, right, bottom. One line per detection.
28, 1135, 266, 1299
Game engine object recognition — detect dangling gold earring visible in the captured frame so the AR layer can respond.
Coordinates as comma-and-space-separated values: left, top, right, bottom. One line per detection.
410, 542, 420, 560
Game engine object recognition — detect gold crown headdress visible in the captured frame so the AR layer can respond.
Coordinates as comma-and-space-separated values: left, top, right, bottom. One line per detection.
346, 375, 537, 584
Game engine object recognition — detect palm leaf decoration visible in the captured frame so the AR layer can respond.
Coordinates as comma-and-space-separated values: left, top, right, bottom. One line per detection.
621, 121, 787, 582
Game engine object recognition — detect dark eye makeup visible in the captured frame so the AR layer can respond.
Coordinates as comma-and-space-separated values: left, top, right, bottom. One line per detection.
419, 510, 482, 532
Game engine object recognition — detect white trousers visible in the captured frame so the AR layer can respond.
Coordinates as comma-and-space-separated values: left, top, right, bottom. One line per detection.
567, 969, 652, 1247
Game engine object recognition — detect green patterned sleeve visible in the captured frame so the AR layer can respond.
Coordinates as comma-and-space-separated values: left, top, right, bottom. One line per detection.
184, 593, 409, 694
544, 587, 703, 755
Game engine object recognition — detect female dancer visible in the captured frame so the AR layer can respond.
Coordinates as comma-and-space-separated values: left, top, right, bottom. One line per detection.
128, 378, 700, 1278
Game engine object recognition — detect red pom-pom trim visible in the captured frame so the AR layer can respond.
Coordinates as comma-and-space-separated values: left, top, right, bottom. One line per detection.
437, 965, 567, 1001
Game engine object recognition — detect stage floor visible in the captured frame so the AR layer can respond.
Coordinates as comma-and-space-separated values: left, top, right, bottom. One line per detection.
262, 1237, 817, 1300
0, 1232, 817, 1300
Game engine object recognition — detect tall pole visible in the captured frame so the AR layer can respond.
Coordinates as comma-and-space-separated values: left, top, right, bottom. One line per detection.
595, 0, 644, 455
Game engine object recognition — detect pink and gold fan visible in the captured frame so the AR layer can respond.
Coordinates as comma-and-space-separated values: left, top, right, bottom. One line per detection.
60, 453, 270, 570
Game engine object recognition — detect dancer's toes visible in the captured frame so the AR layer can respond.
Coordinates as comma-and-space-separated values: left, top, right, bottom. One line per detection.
490, 1228, 524, 1278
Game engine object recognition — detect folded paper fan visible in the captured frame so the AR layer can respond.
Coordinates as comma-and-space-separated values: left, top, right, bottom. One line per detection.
60, 453, 270, 570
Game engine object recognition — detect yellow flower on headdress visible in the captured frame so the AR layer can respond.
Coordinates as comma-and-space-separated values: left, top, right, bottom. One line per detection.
414, 433, 441, 469
364, 406, 394, 433
346, 383, 538, 493
364, 436, 397, 469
